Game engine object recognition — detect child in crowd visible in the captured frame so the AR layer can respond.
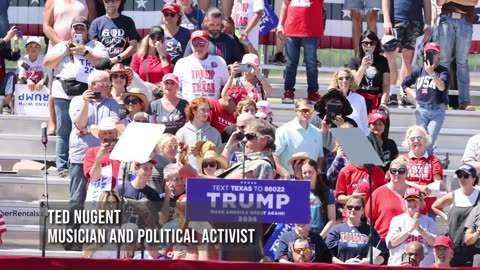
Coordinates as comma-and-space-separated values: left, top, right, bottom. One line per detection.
16, 36, 47, 91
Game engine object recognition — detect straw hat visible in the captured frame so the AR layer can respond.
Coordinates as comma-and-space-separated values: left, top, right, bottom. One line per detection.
288, 152, 310, 169
121, 88, 150, 112
90, 117, 125, 138
109, 63, 134, 86
198, 150, 228, 170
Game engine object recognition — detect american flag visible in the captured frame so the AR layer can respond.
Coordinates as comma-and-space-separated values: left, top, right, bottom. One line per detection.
7, 0, 480, 53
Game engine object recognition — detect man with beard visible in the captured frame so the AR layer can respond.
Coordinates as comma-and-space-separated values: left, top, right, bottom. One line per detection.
432, 236, 454, 268
183, 7, 243, 65
291, 236, 313, 263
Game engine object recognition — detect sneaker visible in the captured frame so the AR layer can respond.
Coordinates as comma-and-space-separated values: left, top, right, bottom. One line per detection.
307, 91, 321, 102
400, 95, 415, 108
2, 105, 11, 114
273, 52, 285, 65
388, 94, 399, 106
58, 170, 69, 178
282, 90, 295, 104
459, 101, 476, 111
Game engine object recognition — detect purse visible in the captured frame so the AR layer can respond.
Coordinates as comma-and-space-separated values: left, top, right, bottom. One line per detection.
58, 78, 88, 96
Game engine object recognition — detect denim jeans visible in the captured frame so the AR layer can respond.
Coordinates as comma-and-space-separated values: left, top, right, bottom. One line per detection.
54, 98, 72, 173
284, 36, 319, 93
415, 104, 446, 155
69, 162, 87, 209
0, 72, 17, 95
438, 15, 473, 103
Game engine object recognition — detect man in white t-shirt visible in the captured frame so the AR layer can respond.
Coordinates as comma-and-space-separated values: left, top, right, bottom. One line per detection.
43, 16, 108, 177
17, 36, 47, 91
231, 0, 264, 50
174, 30, 229, 102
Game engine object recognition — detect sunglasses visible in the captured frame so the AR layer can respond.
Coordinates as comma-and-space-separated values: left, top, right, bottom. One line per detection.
112, 74, 127, 79
163, 12, 177, 18
192, 41, 207, 47
409, 136, 425, 142
346, 205, 362, 211
457, 172, 471, 179
405, 197, 421, 202
390, 168, 407, 175
125, 98, 141, 105
104, 0, 119, 3
202, 161, 218, 168
297, 108, 313, 114
293, 247, 311, 253
426, 50, 439, 55
361, 41, 376, 46
244, 133, 257, 140
134, 120, 148, 123
338, 76, 351, 81
150, 34, 163, 41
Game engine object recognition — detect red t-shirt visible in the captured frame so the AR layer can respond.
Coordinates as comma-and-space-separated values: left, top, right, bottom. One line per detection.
131, 53, 173, 84
404, 153, 443, 213
83, 146, 121, 189
335, 164, 386, 221
365, 185, 405, 241
208, 99, 237, 134
284, 0, 324, 37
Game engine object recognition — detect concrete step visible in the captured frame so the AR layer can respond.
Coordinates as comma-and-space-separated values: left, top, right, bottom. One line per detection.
0, 174, 70, 201
0, 134, 56, 161
0, 248, 82, 258
0, 115, 49, 136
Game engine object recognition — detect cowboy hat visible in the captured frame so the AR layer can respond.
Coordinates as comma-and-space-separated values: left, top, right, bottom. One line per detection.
198, 150, 229, 170
288, 152, 310, 169
109, 63, 134, 86
121, 88, 150, 112
90, 117, 125, 138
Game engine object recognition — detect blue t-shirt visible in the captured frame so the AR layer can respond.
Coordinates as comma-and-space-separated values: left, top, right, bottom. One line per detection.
401, 65, 449, 106
89, 15, 141, 65
164, 27, 191, 65
114, 180, 160, 202
310, 189, 336, 234
325, 223, 387, 262
181, 8, 204, 32
391, 0, 425, 23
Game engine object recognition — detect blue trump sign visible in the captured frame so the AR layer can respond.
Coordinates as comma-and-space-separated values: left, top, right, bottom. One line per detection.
186, 178, 310, 224
259, 0, 278, 37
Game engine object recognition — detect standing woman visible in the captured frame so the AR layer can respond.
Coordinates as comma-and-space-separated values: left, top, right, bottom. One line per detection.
326, 195, 388, 265
349, 30, 390, 114
176, 0, 205, 32
401, 42, 449, 155
403, 125, 446, 220
160, 2, 191, 65
150, 73, 189, 135
301, 159, 336, 239
131, 25, 173, 96
43, 0, 97, 135
432, 164, 480, 267
108, 63, 133, 120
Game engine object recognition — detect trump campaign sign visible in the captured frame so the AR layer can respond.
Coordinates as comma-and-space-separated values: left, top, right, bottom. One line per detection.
14, 84, 49, 116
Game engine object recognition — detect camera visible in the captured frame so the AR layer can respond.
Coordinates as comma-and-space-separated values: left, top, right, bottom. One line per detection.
238, 63, 252, 72
326, 102, 341, 125
93, 92, 101, 99
425, 51, 434, 65
401, 252, 411, 264
103, 137, 112, 146
235, 132, 245, 141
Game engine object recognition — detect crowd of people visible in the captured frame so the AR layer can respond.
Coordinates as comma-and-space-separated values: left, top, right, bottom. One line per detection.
0, 0, 480, 267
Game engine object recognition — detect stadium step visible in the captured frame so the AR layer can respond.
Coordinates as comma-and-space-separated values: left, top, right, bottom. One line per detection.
0, 115, 49, 136
0, 174, 70, 201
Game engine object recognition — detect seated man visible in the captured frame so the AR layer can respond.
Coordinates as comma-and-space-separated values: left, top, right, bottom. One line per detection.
17, 36, 46, 91
159, 164, 186, 225
399, 241, 425, 266
115, 160, 161, 202
432, 236, 454, 268
0, 26, 21, 113
291, 236, 314, 263
275, 220, 331, 263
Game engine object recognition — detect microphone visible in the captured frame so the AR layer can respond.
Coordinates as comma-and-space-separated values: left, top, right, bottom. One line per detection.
41, 122, 48, 146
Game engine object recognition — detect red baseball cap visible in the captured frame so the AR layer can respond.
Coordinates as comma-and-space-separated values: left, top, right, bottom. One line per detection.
368, 112, 386, 125
191, 30, 209, 42
134, 159, 157, 167
162, 73, 179, 84
404, 187, 422, 199
162, 2, 181, 14
425, 42, 440, 52
226, 86, 248, 103
434, 236, 454, 249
